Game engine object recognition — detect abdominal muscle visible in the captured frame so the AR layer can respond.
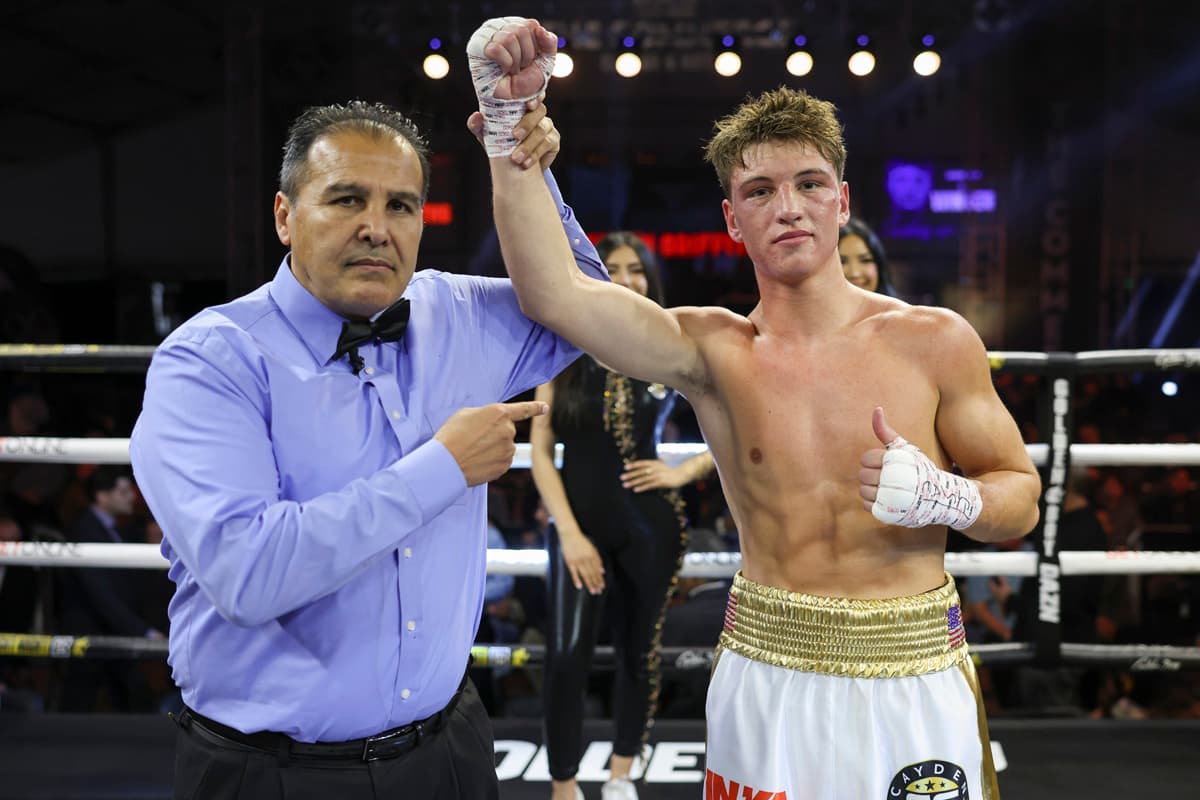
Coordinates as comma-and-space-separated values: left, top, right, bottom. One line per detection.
693, 358, 950, 599
733, 495, 949, 599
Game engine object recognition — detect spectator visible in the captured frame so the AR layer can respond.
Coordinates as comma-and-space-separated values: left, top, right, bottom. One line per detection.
1, 385, 69, 533
57, 466, 163, 711
0, 502, 45, 712
529, 232, 715, 800
838, 217, 898, 297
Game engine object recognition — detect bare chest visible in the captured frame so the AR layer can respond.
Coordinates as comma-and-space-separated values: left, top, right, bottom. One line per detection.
697, 337, 940, 491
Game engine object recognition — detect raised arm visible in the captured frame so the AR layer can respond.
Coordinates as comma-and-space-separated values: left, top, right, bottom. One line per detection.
467, 17, 707, 394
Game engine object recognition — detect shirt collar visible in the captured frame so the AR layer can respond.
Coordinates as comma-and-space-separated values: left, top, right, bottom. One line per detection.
268, 254, 408, 368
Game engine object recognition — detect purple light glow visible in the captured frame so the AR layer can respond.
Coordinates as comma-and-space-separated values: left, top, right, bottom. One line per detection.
929, 188, 997, 213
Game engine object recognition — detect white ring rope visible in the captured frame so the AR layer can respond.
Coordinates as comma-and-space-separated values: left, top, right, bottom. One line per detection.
1076, 348, 1200, 369
3, 437, 1200, 469
0, 437, 134, 465
3, 543, 1199, 578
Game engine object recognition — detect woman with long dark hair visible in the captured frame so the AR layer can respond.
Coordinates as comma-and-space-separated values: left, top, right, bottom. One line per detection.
530, 232, 714, 800
838, 217, 898, 297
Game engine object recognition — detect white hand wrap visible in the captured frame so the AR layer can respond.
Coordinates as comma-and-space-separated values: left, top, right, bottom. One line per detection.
466, 16, 555, 158
872, 436, 983, 530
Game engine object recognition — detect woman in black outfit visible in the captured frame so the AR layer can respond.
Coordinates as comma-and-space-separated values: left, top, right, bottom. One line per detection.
530, 232, 714, 800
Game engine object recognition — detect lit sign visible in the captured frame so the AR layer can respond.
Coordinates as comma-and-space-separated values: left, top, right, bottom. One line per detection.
423, 202, 453, 226
884, 161, 997, 240
587, 232, 746, 259
929, 189, 997, 213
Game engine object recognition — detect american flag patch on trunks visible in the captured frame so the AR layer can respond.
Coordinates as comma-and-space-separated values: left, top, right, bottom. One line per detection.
947, 604, 966, 648
723, 593, 738, 633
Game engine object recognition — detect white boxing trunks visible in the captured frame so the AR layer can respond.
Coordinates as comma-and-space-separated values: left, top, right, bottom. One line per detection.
705, 572, 999, 800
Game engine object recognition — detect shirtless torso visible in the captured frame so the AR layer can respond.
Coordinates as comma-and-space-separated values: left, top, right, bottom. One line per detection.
681, 294, 962, 599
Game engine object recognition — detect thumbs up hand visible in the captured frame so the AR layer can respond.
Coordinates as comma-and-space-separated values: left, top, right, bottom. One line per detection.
858, 407, 983, 530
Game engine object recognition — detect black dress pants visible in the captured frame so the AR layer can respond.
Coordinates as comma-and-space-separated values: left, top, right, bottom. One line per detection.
172, 681, 498, 800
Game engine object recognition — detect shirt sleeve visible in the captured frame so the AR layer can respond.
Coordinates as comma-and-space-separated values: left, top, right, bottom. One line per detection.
474, 168, 609, 400
543, 168, 609, 284
130, 326, 467, 628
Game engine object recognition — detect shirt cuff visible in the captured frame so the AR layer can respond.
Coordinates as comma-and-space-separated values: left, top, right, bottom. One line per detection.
394, 439, 468, 522
543, 168, 608, 284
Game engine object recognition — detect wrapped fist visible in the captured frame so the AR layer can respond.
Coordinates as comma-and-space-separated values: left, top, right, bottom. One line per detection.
466, 17, 556, 157
860, 407, 982, 530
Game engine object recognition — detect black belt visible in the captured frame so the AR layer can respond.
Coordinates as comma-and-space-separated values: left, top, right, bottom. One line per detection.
176, 671, 468, 763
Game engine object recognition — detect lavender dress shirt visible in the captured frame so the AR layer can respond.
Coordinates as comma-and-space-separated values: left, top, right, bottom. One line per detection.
130, 171, 604, 742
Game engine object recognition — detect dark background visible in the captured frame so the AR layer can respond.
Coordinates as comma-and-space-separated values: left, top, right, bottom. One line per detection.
1, 0, 1198, 354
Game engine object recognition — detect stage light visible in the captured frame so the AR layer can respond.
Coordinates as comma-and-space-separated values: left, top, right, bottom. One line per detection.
714, 50, 742, 76
913, 33, 941, 76
423, 37, 449, 80
786, 34, 813, 76
615, 51, 641, 77
553, 52, 574, 78
848, 34, 875, 76
714, 35, 741, 77
1162, 380, 1179, 397
423, 54, 449, 80
552, 36, 574, 78
615, 36, 642, 78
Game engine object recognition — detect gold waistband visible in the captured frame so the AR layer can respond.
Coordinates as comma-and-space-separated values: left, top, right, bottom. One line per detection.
719, 571, 969, 678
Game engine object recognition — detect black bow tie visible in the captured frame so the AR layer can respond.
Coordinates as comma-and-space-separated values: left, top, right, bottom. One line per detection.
331, 298, 410, 374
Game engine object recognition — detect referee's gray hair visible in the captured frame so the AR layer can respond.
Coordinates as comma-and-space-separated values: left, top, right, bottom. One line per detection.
278, 100, 431, 201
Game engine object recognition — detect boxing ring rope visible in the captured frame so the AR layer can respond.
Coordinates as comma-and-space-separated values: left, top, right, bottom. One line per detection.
991, 348, 1200, 666
3, 436, 1200, 469
0, 343, 156, 372
1, 346, 1198, 677
4, 542, 1200, 578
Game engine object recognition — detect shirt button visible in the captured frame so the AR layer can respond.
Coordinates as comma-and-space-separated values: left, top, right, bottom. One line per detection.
407, 620, 416, 631
572, 238, 581, 246
365, 367, 375, 376
401, 689, 411, 700
392, 410, 401, 419
403, 547, 412, 558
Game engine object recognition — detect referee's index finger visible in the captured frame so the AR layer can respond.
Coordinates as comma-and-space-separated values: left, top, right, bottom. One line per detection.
499, 400, 549, 421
